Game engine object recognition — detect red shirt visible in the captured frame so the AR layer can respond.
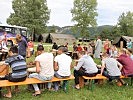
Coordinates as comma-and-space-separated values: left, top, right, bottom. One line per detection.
77, 46, 82, 52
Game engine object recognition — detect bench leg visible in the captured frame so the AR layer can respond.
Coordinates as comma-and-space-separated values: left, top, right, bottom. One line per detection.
0, 87, 2, 98
79, 77, 85, 88
88, 79, 94, 91
131, 77, 133, 86
62, 80, 68, 93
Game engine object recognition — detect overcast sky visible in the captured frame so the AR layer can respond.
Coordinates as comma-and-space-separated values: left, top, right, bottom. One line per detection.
0, 0, 133, 27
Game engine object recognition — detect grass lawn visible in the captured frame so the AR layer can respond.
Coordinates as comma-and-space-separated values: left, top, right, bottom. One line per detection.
1, 43, 133, 100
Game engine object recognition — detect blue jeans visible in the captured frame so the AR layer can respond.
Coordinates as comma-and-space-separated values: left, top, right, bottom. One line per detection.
29, 73, 53, 91
102, 71, 120, 82
54, 72, 69, 91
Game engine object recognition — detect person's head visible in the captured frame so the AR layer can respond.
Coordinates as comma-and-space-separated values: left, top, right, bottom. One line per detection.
16, 34, 22, 42
8, 46, 18, 56
57, 45, 68, 54
53, 42, 56, 45
101, 52, 108, 59
78, 44, 80, 46
78, 51, 86, 58
37, 45, 44, 55
97, 36, 101, 39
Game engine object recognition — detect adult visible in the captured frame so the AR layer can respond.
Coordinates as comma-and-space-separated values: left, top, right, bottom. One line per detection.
104, 39, 110, 54
16, 34, 27, 58
54, 46, 72, 91
117, 49, 133, 76
100, 52, 123, 82
74, 51, 98, 89
126, 49, 133, 60
126, 39, 132, 49
29, 45, 54, 96
76, 44, 83, 52
52, 42, 58, 50
73, 42, 77, 52
94, 36, 102, 58
3, 46, 27, 98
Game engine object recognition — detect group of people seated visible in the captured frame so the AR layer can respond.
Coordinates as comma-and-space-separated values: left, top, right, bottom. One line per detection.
0, 41, 133, 98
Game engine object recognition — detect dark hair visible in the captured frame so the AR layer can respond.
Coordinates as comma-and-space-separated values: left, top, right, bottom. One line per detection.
9, 46, 18, 53
37, 45, 44, 51
58, 45, 68, 52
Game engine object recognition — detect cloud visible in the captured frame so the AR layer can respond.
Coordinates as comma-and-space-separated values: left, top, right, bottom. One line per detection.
97, 0, 133, 26
0, 0, 133, 26
0, 0, 13, 24
47, 0, 74, 27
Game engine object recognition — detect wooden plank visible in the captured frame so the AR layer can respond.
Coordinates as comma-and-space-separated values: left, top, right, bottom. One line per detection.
83, 74, 127, 80
0, 75, 75, 87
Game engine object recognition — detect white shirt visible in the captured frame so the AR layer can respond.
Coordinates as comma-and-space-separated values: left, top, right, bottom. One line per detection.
54, 53, 72, 76
35, 52, 54, 77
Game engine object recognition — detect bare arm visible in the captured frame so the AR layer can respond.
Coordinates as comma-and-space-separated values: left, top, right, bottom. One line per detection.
70, 63, 73, 69
36, 61, 41, 73
54, 61, 59, 71
100, 61, 106, 75
0, 64, 7, 73
117, 61, 123, 71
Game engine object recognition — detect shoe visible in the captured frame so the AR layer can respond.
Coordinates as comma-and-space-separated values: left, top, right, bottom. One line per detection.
32, 93, 41, 96
123, 83, 128, 86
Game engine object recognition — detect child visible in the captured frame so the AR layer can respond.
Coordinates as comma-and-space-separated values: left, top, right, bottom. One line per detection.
3, 46, 27, 98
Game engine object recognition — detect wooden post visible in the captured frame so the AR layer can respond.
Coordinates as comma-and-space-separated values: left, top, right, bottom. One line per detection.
79, 77, 84, 88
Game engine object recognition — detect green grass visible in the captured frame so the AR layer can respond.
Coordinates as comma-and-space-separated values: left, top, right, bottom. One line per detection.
1, 43, 133, 100
1, 79, 133, 100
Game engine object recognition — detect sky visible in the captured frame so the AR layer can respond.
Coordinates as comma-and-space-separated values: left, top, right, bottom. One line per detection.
0, 0, 133, 27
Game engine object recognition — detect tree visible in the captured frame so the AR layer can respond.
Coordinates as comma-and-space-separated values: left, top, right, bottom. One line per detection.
117, 11, 133, 36
7, 0, 50, 38
71, 0, 98, 38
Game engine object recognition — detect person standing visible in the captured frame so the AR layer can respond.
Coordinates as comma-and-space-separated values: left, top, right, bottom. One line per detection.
16, 34, 27, 58
29, 45, 54, 96
126, 39, 132, 49
104, 39, 110, 54
94, 36, 102, 58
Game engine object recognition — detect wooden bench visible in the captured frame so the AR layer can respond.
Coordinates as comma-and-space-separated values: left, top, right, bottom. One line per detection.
79, 74, 131, 91
0, 75, 75, 92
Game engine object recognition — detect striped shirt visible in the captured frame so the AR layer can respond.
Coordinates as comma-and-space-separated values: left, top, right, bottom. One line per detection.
5, 55, 27, 79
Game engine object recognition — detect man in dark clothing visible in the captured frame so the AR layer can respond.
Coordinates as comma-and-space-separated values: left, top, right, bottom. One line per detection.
52, 42, 58, 50
16, 34, 27, 58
